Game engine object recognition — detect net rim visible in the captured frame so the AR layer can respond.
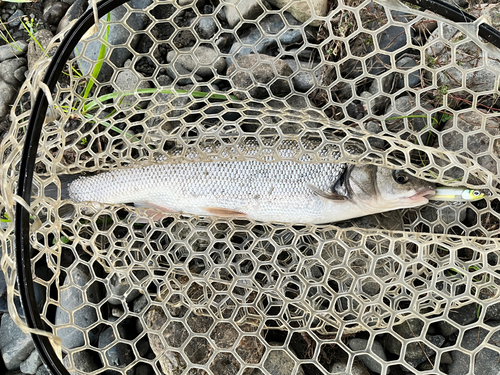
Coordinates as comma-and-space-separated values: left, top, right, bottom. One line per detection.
13, 0, 500, 374
14, 0, 129, 374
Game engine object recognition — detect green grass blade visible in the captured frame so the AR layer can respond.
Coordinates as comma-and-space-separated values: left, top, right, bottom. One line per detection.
83, 88, 238, 113
83, 114, 141, 143
83, 13, 111, 100
22, 20, 48, 57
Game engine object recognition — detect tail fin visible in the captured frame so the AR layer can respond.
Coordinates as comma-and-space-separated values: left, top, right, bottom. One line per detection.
44, 174, 80, 201
43, 175, 83, 219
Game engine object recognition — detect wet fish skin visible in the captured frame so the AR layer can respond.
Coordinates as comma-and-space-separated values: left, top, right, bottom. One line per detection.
67, 160, 435, 224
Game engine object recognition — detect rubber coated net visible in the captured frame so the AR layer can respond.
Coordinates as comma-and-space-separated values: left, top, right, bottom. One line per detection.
1, 0, 500, 374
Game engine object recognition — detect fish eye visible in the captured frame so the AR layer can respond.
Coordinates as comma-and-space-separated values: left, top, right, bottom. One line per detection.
473, 190, 481, 197
392, 170, 410, 184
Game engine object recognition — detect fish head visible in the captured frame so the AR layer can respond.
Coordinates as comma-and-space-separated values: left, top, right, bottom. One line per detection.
346, 165, 435, 212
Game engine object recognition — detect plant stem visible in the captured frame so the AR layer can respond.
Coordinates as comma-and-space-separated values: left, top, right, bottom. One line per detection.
83, 13, 111, 99
82, 88, 238, 114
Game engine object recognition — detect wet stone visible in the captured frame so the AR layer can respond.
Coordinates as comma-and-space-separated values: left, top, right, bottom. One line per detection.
331, 362, 370, 375
135, 362, 155, 375
98, 325, 135, 368
437, 303, 478, 337
228, 26, 275, 60
364, 121, 385, 149
165, 64, 202, 85
348, 23, 414, 77
385, 95, 428, 138
405, 335, 445, 367
14, 66, 27, 82
75, 0, 153, 80
348, 338, 388, 374
210, 322, 239, 349
113, 69, 150, 112
0, 313, 34, 370
259, 12, 304, 44
0, 296, 6, 313
7, 9, 24, 27
363, 73, 394, 113
0, 295, 25, 319
0, 40, 28, 62
36, 365, 51, 375
449, 321, 500, 375
54, 264, 101, 349
396, 56, 420, 88
27, 30, 54, 71
0, 267, 6, 297
62, 350, 102, 374
43, 2, 70, 25
440, 352, 452, 365
166, 45, 226, 77
178, 0, 198, 5
146, 306, 188, 374
227, 54, 293, 99
0, 57, 27, 87
228, 13, 304, 63
196, 16, 217, 39
416, 360, 436, 371
20, 349, 42, 375
266, 0, 328, 27
263, 345, 305, 375
135, 335, 151, 361
224, 0, 265, 28
385, 318, 424, 356
235, 335, 265, 365
485, 301, 500, 321
368, 73, 395, 96
284, 58, 319, 92
0, 57, 26, 117
361, 280, 381, 296
427, 22, 500, 92
419, 205, 467, 234
57, 0, 86, 33
132, 294, 149, 313
210, 352, 242, 374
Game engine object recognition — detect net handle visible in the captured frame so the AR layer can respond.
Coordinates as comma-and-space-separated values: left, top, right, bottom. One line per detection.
13, 0, 500, 374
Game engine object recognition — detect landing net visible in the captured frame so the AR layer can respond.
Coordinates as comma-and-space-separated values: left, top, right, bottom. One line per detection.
1, 0, 500, 374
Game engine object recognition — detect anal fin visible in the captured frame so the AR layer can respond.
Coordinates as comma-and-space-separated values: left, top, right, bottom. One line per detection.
204, 207, 247, 218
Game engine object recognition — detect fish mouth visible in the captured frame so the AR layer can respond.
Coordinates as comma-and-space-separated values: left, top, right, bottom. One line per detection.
409, 188, 436, 203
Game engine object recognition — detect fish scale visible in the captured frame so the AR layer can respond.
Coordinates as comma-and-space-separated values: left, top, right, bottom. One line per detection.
68, 160, 348, 223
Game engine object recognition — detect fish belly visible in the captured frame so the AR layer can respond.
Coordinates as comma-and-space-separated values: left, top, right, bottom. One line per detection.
67, 160, 346, 224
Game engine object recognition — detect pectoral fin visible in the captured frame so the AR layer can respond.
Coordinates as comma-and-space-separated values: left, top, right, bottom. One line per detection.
204, 207, 247, 217
306, 183, 346, 201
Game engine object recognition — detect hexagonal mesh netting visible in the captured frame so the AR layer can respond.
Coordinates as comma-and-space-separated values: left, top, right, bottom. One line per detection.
2, 0, 500, 374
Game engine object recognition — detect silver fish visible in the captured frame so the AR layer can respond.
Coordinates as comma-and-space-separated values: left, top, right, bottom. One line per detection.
66, 160, 435, 224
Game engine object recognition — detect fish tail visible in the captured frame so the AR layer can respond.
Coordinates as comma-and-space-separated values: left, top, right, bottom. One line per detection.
43, 175, 82, 200
60, 174, 79, 200
41, 174, 87, 219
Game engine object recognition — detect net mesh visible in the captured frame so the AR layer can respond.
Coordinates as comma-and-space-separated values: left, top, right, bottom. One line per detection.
1, 0, 500, 373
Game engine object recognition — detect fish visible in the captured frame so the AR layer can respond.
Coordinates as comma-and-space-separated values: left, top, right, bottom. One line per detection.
63, 159, 436, 225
